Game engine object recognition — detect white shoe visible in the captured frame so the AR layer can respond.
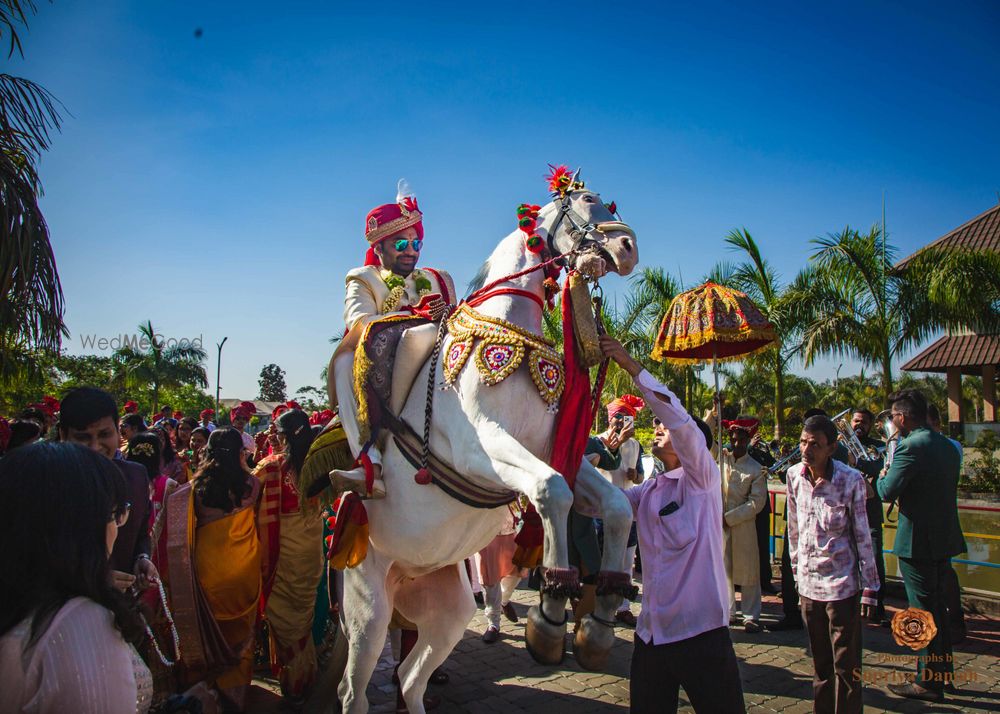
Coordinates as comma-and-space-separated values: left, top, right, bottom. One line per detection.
328, 467, 386, 499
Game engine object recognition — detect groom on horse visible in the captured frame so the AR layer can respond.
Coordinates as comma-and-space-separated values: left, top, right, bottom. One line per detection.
329, 181, 457, 499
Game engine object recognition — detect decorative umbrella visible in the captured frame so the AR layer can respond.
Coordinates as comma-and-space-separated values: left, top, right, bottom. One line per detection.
650, 281, 777, 464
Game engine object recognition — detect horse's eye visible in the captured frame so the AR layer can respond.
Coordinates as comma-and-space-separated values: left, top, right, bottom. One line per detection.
583, 195, 594, 203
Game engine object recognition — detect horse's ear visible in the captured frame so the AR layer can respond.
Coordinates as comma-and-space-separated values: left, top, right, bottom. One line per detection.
571, 168, 583, 187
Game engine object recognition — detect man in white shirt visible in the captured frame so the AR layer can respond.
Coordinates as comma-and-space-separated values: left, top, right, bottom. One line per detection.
229, 401, 257, 455
600, 336, 745, 714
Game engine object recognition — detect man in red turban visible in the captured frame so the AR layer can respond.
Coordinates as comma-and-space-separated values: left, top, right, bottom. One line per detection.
229, 401, 257, 453
329, 180, 457, 500
595, 393, 645, 626
199, 408, 216, 432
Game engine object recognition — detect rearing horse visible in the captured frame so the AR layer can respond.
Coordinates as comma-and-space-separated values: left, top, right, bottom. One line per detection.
330, 175, 639, 714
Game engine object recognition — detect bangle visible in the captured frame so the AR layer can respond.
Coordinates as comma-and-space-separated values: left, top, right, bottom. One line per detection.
135, 554, 151, 565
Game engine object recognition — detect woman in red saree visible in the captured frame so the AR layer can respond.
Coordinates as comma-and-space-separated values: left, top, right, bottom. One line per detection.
254, 408, 325, 705
165, 427, 261, 711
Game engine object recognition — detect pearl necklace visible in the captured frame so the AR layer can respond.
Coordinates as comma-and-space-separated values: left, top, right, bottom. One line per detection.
141, 579, 181, 667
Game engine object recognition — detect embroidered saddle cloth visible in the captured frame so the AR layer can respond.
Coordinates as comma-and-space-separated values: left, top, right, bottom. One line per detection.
353, 314, 430, 441
443, 304, 565, 410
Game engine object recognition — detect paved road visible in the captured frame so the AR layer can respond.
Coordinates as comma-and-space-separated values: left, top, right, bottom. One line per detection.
249, 582, 1000, 713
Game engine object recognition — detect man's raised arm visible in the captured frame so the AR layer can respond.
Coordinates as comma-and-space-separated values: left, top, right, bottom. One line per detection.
599, 336, 718, 491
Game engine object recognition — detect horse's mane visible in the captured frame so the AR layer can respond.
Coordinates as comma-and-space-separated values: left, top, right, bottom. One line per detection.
466, 258, 491, 297
465, 201, 562, 297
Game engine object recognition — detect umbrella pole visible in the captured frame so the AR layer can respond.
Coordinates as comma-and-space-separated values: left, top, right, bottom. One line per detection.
714, 346, 721, 470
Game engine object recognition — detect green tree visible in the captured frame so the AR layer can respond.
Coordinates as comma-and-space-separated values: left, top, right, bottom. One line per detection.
788, 226, 999, 404
258, 363, 287, 402
541, 267, 695, 428
295, 385, 329, 413
156, 383, 213, 419
112, 321, 207, 416
1, 1, 66, 384
630, 267, 694, 409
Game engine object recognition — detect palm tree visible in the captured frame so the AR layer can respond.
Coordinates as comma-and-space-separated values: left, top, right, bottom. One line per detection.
788, 225, 999, 403
1, 1, 65, 383
709, 228, 801, 438
113, 321, 208, 416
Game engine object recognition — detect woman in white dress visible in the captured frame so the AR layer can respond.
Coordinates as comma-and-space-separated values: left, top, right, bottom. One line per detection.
0, 441, 154, 714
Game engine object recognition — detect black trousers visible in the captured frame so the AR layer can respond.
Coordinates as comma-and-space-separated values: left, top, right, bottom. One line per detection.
630, 626, 745, 714
942, 564, 966, 632
801, 594, 863, 714
780, 525, 800, 620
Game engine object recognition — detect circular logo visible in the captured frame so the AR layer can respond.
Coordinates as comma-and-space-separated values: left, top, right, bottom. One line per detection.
890, 607, 937, 651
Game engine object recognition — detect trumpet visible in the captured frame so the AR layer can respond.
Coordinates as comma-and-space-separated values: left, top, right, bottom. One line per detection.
833, 409, 883, 464
767, 446, 800, 475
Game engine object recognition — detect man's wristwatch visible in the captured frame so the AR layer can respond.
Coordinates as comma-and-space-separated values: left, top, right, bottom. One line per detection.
135, 553, 151, 567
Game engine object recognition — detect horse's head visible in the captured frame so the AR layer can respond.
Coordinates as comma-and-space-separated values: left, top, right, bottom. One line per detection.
540, 171, 639, 278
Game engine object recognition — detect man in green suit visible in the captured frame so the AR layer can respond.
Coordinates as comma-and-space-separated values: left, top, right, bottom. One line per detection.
877, 389, 966, 703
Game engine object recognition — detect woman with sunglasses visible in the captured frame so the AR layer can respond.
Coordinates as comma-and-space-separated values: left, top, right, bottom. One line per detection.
0, 442, 152, 713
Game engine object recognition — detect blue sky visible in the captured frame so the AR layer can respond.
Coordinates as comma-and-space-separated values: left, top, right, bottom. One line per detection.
14, 0, 1000, 400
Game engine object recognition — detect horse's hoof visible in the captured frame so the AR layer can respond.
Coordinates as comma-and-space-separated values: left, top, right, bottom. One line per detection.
525, 605, 566, 665
573, 614, 615, 671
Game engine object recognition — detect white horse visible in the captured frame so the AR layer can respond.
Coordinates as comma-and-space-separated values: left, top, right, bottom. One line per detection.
330, 178, 639, 714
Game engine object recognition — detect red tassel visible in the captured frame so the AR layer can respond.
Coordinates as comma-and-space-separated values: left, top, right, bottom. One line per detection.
414, 467, 432, 485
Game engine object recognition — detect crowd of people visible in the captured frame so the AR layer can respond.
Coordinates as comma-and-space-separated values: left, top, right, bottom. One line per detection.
0, 183, 973, 714
0, 390, 345, 713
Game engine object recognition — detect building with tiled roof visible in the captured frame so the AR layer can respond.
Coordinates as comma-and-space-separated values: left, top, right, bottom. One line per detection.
899, 204, 999, 438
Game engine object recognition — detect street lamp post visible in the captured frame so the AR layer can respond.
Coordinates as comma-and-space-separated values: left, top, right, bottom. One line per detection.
215, 337, 228, 418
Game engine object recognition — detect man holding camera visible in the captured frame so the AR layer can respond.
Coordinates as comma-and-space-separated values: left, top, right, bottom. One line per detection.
877, 389, 966, 703
594, 395, 646, 626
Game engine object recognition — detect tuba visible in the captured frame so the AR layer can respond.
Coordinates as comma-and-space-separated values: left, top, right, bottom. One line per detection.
832, 409, 880, 464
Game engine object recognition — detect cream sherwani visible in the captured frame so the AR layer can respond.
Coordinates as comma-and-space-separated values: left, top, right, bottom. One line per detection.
343, 266, 456, 330
721, 449, 767, 622
336, 265, 456, 464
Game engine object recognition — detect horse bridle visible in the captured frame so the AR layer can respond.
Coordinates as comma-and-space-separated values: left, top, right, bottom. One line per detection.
544, 191, 636, 269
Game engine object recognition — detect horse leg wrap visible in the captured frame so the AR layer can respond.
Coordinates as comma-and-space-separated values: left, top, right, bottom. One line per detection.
540, 566, 582, 601
595, 570, 639, 601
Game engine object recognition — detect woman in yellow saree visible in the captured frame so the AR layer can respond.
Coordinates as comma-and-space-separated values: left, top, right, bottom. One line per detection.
166, 427, 261, 711
255, 408, 325, 706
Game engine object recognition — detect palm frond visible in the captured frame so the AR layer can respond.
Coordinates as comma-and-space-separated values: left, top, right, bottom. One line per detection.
0, 0, 37, 59
0, 73, 63, 162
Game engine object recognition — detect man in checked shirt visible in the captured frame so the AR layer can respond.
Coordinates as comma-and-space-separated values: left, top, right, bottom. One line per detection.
786, 415, 880, 714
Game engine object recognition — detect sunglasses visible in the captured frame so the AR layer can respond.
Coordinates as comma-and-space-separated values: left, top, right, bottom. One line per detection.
393, 238, 423, 252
